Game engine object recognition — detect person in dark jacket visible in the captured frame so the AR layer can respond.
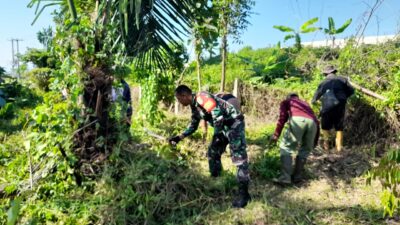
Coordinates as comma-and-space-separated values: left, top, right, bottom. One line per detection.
311, 66, 354, 151
112, 78, 132, 125
271, 93, 320, 185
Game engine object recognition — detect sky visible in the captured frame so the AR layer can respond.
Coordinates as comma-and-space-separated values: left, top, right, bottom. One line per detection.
1, 0, 400, 72
0, 1, 57, 72
231, 0, 400, 51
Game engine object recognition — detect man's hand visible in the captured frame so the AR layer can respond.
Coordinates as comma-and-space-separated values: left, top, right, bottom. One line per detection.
168, 135, 183, 146
270, 134, 279, 144
212, 135, 223, 146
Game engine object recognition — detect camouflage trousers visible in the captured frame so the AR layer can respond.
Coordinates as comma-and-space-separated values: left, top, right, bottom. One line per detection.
207, 119, 250, 183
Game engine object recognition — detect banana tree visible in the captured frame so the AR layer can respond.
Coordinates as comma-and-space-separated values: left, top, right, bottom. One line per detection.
323, 17, 352, 47
273, 17, 321, 51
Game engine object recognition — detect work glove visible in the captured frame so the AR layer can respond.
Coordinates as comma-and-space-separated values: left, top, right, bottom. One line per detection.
168, 135, 182, 146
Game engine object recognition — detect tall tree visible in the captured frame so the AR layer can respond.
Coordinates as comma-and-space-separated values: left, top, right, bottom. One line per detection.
0, 66, 6, 107
214, 0, 254, 92
0, 66, 5, 77
37, 26, 53, 50
189, 2, 218, 91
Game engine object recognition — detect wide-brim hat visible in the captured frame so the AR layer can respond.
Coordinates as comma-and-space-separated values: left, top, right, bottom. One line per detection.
323, 65, 337, 74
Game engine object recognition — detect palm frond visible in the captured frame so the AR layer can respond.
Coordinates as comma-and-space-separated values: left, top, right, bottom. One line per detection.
336, 18, 352, 34
121, 0, 196, 70
29, 0, 198, 70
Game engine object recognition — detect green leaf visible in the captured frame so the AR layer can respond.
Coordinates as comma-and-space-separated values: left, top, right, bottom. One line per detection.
336, 18, 352, 34
273, 25, 294, 33
135, 0, 142, 29
300, 17, 319, 32
283, 34, 295, 42
328, 17, 335, 31
324, 28, 332, 34
7, 198, 21, 225
0, 96, 5, 107
300, 27, 321, 33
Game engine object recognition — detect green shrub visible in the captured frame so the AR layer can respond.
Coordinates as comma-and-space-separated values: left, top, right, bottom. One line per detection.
25, 68, 53, 91
0, 103, 15, 119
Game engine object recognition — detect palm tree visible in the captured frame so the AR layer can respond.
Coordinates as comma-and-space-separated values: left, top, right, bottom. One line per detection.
37, 26, 53, 50
28, 0, 200, 171
29, 0, 197, 69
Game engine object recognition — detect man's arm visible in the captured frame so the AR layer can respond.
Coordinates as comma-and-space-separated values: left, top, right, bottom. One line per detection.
182, 105, 201, 137
273, 100, 290, 139
311, 84, 323, 104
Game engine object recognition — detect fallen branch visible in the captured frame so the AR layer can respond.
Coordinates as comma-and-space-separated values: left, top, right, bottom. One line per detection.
349, 81, 400, 109
72, 119, 99, 135
349, 81, 386, 101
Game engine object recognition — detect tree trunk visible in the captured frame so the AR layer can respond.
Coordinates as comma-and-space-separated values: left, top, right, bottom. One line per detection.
332, 36, 336, 48
220, 25, 228, 92
195, 46, 208, 142
196, 50, 202, 91
73, 65, 114, 177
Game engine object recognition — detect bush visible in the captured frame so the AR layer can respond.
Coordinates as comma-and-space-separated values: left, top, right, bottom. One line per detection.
25, 68, 53, 91
0, 103, 15, 119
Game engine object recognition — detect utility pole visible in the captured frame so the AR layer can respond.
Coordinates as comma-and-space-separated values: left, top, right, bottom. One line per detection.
9, 38, 23, 79
9, 39, 15, 75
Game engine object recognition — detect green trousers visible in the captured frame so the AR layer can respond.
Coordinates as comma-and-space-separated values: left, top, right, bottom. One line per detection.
280, 116, 317, 159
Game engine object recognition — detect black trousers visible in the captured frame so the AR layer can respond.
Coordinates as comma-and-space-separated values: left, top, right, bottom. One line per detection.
321, 102, 346, 131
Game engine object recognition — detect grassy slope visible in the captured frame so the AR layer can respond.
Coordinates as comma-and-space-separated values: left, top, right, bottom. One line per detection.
0, 111, 387, 225
131, 113, 385, 225
1, 112, 385, 225
177, 117, 384, 224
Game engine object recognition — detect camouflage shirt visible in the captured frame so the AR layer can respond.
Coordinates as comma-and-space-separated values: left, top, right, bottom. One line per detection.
182, 91, 242, 137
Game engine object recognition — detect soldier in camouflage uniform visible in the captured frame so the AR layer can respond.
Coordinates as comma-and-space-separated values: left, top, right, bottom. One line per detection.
168, 85, 251, 208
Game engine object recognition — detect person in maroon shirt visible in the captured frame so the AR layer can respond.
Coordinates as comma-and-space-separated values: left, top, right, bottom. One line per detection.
271, 93, 320, 185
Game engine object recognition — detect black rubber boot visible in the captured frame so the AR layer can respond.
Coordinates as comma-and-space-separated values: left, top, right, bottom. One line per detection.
292, 156, 307, 183
232, 181, 251, 208
273, 155, 292, 185
209, 159, 222, 177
